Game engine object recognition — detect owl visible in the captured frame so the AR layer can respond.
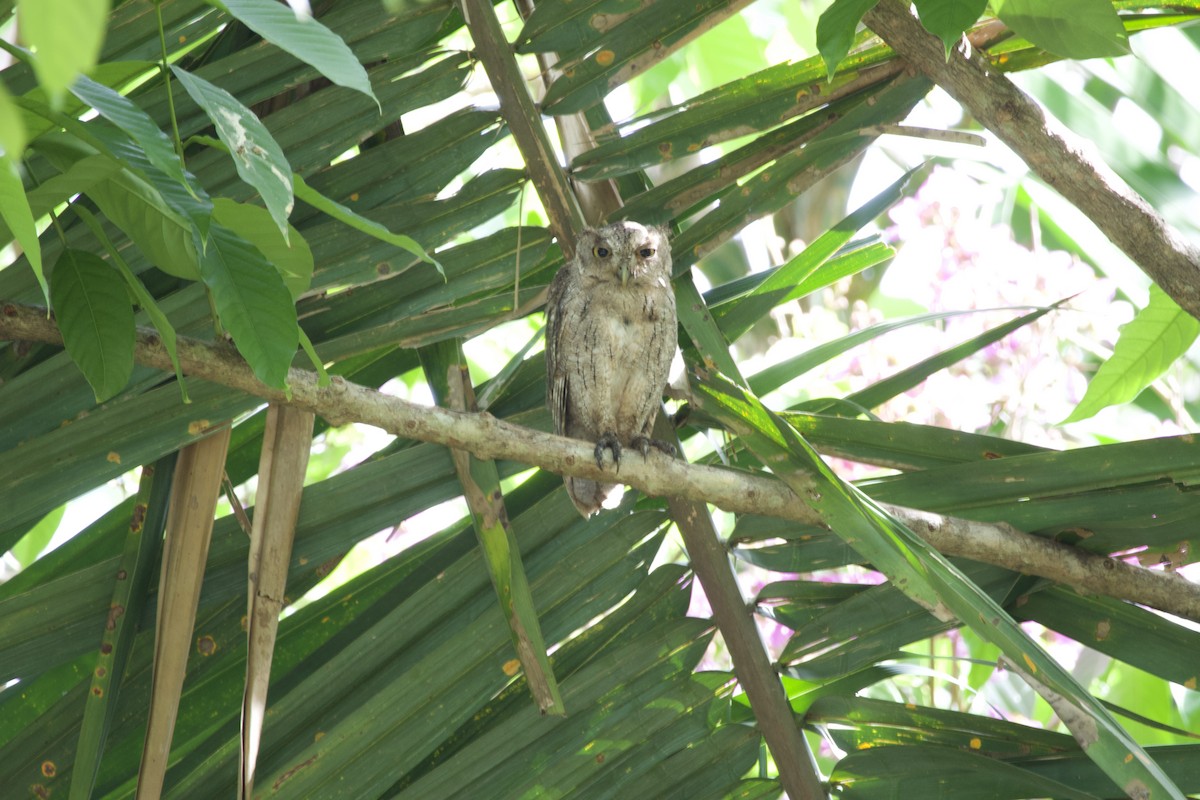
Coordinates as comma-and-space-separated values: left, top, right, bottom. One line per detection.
546, 221, 678, 518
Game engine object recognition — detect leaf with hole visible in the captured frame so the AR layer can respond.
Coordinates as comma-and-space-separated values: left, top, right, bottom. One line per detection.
172, 66, 294, 240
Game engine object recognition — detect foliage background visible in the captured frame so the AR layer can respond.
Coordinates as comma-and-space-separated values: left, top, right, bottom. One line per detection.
1, 0, 1199, 798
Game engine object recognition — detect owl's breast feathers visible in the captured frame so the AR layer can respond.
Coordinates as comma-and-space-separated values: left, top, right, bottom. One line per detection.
548, 270, 675, 442
545, 222, 677, 517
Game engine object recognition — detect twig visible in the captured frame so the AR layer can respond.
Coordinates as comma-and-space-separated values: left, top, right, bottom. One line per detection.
3, 302, 1197, 624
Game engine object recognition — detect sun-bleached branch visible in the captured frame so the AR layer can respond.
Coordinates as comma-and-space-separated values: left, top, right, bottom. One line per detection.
3, 301, 1197, 623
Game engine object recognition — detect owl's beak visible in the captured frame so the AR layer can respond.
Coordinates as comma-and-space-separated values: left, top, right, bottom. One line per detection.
620, 264, 628, 286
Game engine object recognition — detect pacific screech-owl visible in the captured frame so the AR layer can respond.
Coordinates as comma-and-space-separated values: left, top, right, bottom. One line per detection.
546, 221, 678, 518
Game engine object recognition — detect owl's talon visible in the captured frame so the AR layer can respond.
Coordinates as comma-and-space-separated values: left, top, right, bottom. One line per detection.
631, 436, 676, 458
595, 432, 622, 470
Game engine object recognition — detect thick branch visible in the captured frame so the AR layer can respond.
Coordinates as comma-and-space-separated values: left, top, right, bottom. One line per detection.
3, 302, 1197, 624
863, 0, 1200, 320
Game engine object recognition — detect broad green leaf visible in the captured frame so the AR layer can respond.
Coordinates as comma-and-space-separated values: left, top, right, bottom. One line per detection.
198, 224, 299, 388
215, 0, 379, 108
211, 197, 313, 298
293, 172, 441, 277
0, 159, 47, 304
0, 79, 27, 160
689, 366, 1186, 800
68, 74, 192, 196
172, 66, 295, 239
70, 203, 190, 401
49, 249, 135, 402
816, 0, 881, 79
16, 0, 110, 104
89, 119, 216, 243
88, 168, 203, 279
14, 154, 121, 232
15, 59, 157, 144
1063, 284, 1199, 424
994, 0, 1130, 59
33, 134, 202, 280
913, 0, 987, 55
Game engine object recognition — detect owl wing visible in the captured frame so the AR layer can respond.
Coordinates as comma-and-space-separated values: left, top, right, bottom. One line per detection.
545, 265, 572, 437
637, 288, 678, 435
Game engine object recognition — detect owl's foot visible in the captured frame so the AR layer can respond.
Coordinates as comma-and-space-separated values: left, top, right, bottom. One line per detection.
631, 436, 676, 458
594, 432, 622, 471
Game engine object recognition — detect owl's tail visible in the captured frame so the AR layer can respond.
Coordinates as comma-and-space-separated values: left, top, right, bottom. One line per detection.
566, 477, 619, 518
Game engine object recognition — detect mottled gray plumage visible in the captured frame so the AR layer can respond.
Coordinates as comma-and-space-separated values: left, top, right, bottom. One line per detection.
546, 221, 677, 518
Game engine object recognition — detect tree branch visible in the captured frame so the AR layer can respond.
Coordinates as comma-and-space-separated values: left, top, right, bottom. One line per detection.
862, 0, 1200, 320
3, 301, 1197, 624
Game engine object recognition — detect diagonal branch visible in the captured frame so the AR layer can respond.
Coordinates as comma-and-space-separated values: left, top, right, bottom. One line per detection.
862, 0, 1200, 320
3, 302, 1197, 625
441, 4, 825, 795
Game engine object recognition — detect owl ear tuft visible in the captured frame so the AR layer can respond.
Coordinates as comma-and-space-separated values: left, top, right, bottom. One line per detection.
564, 228, 597, 260
652, 223, 672, 240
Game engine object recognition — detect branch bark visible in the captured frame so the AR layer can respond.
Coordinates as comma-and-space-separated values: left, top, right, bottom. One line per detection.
3, 302, 1197, 624
862, 0, 1200, 320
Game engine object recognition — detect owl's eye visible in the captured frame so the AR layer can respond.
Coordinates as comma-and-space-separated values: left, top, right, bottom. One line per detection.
638, 247, 655, 258
592, 245, 611, 258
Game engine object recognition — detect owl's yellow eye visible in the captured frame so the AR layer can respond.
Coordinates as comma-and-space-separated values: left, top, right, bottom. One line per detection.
638, 247, 655, 258
593, 246, 611, 258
